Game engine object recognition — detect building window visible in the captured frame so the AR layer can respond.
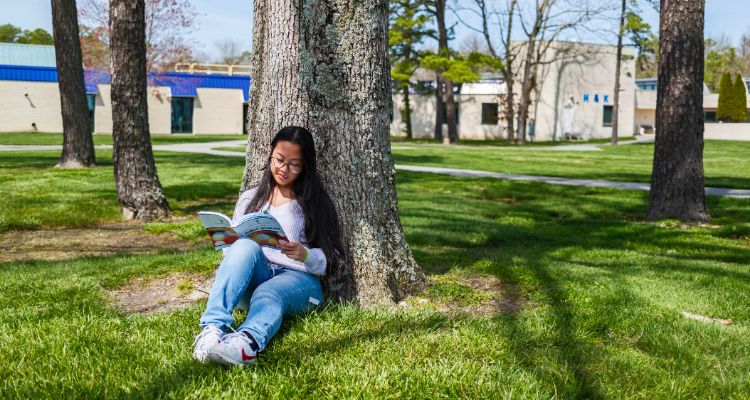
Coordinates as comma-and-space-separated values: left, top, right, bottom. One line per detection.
440, 102, 460, 124
704, 111, 717, 123
86, 94, 96, 133
171, 97, 194, 133
603, 105, 613, 127
481, 103, 499, 125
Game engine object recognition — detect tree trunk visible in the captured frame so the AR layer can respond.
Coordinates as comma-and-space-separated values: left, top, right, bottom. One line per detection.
109, 0, 171, 220
647, 0, 708, 222
516, 37, 536, 144
51, 0, 96, 168
611, 0, 626, 145
444, 80, 459, 143
402, 84, 413, 139
503, 74, 515, 141
434, 74, 444, 140
434, 0, 458, 143
243, 0, 425, 306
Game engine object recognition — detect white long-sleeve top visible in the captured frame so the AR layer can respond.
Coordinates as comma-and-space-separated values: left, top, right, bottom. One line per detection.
230, 187, 327, 276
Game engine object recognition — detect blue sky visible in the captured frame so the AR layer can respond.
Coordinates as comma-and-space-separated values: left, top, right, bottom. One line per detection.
1, 0, 747, 61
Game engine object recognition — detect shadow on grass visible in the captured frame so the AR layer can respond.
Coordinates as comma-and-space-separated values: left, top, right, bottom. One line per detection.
396, 170, 750, 397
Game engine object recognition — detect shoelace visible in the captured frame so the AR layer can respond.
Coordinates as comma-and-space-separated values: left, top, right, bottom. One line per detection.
221, 326, 254, 350
193, 326, 222, 349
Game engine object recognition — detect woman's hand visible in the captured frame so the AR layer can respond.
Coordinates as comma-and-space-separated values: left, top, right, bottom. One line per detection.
278, 240, 308, 262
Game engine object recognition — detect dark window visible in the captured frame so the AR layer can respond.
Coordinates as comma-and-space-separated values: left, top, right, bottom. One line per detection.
440, 102, 460, 124
171, 97, 194, 133
86, 94, 96, 133
481, 103, 499, 125
704, 111, 717, 123
603, 105, 613, 127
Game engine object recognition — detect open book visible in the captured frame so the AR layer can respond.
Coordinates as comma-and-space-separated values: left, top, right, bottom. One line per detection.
198, 211, 289, 250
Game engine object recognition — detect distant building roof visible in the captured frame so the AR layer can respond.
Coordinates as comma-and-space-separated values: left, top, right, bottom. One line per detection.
0, 64, 252, 101
0, 43, 56, 67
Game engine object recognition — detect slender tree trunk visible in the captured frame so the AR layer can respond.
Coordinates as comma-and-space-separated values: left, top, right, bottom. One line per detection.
51, 0, 96, 168
648, 0, 708, 222
434, 0, 458, 143
243, 0, 424, 306
516, 39, 535, 144
444, 80, 459, 143
402, 84, 413, 138
503, 73, 516, 141
109, 0, 171, 220
611, 0, 626, 145
434, 74, 444, 140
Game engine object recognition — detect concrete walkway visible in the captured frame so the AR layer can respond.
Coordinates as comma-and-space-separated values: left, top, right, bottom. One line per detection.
391, 135, 655, 152
2, 137, 748, 199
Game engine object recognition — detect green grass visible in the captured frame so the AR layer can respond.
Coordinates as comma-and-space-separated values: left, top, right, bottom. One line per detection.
390, 136, 635, 147
0, 132, 245, 146
1, 150, 750, 398
392, 140, 750, 189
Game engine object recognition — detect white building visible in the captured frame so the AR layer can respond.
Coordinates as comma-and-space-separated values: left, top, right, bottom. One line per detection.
392, 42, 636, 141
0, 43, 250, 135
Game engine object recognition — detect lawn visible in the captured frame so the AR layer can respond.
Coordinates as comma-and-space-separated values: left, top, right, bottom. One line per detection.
390, 140, 750, 190
1, 149, 749, 398
0, 132, 245, 146
218, 139, 750, 189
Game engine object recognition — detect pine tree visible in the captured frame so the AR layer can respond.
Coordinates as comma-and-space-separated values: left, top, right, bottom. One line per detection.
716, 72, 732, 122
733, 74, 748, 121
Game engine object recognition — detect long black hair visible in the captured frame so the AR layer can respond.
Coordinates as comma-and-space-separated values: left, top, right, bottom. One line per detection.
245, 126, 343, 267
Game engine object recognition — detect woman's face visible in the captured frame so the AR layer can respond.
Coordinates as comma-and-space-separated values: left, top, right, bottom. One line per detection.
270, 140, 303, 188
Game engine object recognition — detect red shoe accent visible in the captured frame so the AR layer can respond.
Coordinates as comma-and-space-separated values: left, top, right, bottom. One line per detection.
241, 348, 256, 361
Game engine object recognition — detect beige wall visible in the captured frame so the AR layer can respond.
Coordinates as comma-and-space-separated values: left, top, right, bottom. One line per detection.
0, 80, 63, 132
531, 43, 636, 140
193, 88, 245, 134
704, 123, 750, 140
391, 93, 503, 140
93, 84, 172, 134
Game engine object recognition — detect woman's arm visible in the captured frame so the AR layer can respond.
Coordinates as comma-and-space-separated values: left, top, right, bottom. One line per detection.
278, 241, 327, 276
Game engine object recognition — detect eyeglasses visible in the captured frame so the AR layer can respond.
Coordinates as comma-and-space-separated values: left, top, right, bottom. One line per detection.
269, 156, 303, 173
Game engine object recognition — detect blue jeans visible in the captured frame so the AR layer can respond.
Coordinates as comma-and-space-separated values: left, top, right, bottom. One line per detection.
199, 238, 323, 351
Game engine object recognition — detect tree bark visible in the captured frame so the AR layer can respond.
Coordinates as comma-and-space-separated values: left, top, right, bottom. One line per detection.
434, 74, 444, 140
647, 0, 708, 222
611, 0, 626, 145
51, 0, 96, 168
243, 0, 425, 306
402, 84, 413, 139
109, 0, 171, 220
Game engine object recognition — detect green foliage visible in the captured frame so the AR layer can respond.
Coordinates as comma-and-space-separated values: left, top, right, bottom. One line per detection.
389, 0, 433, 138
624, 10, 658, 78
421, 50, 503, 84
732, 74, 748, 122
704, 40, 749, 93
0, 24, 53, 45
717, 72, 734, 122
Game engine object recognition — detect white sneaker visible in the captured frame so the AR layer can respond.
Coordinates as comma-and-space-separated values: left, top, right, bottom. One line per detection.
207, 332, 257, 367
193, 325, 224, 363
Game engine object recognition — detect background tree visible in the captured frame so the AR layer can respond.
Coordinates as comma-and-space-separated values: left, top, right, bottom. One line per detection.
703, 38, 745, 93
0, 24, 54, 44
424, 0, 460, 143
733, 74, 748, 122
611, 0, 627, 145
51, 0, 96, 168
389, 0, 432, 139
214, 38, 251, 65
245, 0, 424, 305
109, 0, 171, 220
716, 71, 733, 122
648, 0, 708, 222
79, 0, 198, 71
624, 10, 658, 78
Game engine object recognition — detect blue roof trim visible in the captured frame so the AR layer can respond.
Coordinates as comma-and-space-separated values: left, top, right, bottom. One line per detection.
0, 64, 251, 101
